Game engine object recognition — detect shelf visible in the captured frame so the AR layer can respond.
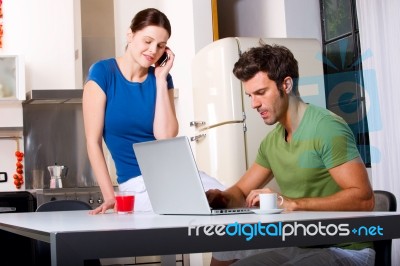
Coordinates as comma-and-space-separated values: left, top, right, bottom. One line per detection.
0, 127, 23, 139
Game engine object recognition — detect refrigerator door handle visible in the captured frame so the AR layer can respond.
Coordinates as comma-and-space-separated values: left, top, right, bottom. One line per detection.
198, 120, 244, 132
190, 134, 207, 142
189, 121, 206, 127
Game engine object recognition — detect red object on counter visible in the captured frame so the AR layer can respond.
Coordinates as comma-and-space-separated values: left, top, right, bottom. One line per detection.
115, 194, 135, 214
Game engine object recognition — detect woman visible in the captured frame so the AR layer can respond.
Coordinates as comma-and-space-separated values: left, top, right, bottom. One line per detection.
83, 8, 178, 214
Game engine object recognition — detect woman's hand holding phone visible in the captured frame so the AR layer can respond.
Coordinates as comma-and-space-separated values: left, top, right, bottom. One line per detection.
155, 47, 174, 80
156, 52, 169, 67
155, 47, 174, 68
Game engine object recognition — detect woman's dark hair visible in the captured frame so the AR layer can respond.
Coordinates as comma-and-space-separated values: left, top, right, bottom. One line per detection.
233, 41, 299, 95
130, 8, 171, 37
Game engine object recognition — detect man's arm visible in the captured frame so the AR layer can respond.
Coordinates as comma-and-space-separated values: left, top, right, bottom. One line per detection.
282, 157, 374, 211
207, 163, 274, 208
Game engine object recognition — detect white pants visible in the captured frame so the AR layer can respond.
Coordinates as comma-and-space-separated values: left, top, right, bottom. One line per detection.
214, 247, 375, 266
118, 175, 152, 212
118, 171, 226, 212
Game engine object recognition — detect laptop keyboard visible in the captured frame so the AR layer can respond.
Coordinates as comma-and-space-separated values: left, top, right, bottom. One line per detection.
211, 208, 255, 214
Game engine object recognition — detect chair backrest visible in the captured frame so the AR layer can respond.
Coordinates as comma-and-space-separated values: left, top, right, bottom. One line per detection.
373, 190, 397, 212
36, 199, 92, 212
373, 190, 397, 266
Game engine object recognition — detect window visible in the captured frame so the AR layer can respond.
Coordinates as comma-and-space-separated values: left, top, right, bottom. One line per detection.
320, 0, 370, 166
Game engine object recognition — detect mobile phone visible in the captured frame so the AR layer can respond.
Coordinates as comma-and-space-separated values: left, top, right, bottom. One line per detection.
156, 52, 169, 67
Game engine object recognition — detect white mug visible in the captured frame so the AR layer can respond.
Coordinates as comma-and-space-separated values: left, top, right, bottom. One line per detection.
259, 193, 284, 210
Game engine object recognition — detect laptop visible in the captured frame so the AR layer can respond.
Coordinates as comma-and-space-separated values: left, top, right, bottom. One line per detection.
133, 136, 254, 215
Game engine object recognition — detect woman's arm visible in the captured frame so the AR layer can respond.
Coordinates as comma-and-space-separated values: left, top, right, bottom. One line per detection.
82, 81, 116, 214
153, 49, 179, 139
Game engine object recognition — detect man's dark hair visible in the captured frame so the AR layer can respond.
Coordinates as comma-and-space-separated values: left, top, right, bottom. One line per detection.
233, 41, 299, 95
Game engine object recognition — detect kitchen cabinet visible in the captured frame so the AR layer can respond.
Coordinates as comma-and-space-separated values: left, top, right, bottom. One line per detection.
0, 191, 36, 265
0, 55, 25, 101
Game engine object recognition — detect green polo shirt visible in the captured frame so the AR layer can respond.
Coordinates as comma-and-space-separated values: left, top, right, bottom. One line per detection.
256, 104, 359, 198
256, 104, 372, 250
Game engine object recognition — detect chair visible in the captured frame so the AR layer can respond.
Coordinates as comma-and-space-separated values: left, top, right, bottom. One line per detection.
36, 199, 93, 212
35, 200, 100, 266
373, 190, 397, 266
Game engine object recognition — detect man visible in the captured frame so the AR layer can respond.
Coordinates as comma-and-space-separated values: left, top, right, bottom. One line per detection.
206, 42, 375, 266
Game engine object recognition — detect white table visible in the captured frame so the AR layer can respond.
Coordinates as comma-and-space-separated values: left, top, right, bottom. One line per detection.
0, 210, 399, 266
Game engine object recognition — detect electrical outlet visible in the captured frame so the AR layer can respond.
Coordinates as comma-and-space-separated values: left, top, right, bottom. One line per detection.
0, 172, 7, 182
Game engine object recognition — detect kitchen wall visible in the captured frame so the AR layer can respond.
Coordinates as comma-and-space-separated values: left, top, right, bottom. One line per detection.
0, 0, 209, 191
0, 0, 322, 191
81, 0, 115, 83
217, 0, 321, 41
0, 0, 82, 191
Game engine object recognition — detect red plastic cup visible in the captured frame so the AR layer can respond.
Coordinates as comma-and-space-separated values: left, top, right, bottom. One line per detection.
115, 191, 135, 214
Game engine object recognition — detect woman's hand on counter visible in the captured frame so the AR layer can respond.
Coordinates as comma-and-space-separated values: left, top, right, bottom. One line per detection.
89, 198, 116, 214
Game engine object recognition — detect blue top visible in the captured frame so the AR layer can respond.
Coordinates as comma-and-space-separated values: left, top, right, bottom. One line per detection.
86, 58, 174, 183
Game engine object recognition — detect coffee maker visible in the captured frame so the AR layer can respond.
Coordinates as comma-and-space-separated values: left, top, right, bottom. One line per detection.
47, 164, 68, 189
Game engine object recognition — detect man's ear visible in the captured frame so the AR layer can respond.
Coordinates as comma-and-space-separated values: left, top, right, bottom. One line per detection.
283, 77, 293, 94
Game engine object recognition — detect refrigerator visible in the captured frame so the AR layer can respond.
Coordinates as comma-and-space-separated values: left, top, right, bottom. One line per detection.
190, 37, 326, 189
